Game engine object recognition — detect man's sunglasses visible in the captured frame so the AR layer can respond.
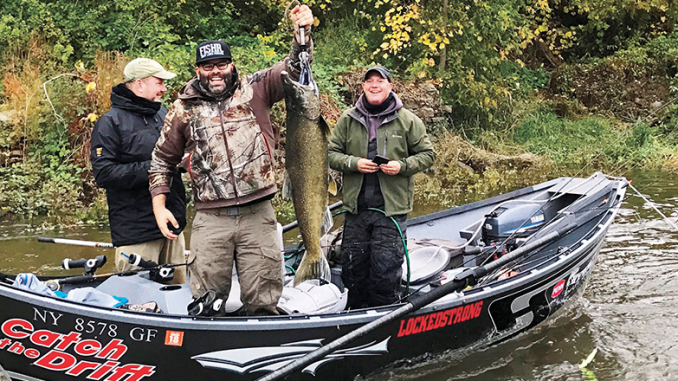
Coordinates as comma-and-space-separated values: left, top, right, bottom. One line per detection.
201, 61, 231, 71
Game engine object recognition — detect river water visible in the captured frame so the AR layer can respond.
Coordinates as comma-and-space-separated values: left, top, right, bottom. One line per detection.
1, 169, 676, 381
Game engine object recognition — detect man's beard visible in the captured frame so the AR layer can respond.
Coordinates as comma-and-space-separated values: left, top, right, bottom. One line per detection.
199, 71, 234, 97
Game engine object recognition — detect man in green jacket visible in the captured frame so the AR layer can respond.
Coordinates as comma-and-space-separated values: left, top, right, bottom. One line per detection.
328, 65, 436, 308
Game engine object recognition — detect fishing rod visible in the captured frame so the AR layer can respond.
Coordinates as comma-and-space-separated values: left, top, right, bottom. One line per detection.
46, 253, 186, 291
478, 173, 626, 280
479, 195, 626, 285
37, 236, 115, 248
36, 236, 192, 257
446, 172, 609, 272
37, 201, 345, 251
399, 186, 624, 301
395, 171, 621, 293
626, 181, 678, 230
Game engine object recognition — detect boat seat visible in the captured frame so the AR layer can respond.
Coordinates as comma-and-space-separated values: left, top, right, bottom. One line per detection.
402, 238, 467, 285
96, 274, 193, 314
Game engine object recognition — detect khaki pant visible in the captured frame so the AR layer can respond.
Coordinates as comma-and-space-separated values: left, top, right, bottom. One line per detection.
115, 233, 187, 285
190, 200, 283, 315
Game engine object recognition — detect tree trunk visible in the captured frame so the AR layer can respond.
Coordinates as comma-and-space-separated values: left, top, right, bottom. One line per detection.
439, 0, 448, 72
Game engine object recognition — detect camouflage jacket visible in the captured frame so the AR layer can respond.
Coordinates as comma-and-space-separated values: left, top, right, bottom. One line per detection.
149, 39, 312, 209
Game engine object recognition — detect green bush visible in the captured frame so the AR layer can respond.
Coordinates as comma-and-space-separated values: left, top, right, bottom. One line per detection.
497, 61, 550, 99
0, 159, 84, 222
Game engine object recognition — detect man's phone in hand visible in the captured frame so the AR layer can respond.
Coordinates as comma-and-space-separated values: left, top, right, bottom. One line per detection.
373, 155, 390, 165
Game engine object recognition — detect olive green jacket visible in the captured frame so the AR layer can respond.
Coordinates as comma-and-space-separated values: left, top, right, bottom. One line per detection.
328, 106, 436, 216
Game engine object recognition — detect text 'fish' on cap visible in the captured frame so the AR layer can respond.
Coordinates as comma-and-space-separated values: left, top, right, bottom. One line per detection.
196, 40, 232, 65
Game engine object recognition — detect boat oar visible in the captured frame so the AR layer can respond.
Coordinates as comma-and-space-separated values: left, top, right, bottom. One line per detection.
255, 222, 575, 381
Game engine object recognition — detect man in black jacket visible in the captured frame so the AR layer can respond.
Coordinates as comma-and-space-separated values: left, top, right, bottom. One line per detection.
91, 58, 188, 284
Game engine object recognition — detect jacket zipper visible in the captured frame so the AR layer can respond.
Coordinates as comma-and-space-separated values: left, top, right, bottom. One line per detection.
383, 135, 388, 157
217, 100, 240, 201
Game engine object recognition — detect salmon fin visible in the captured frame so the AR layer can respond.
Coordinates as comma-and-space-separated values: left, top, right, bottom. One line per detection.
282, 171, 293, 199
328, 177, 338, 196
293, 251, 332, 286
319, 115, 330, 136
320, 207, 334, 237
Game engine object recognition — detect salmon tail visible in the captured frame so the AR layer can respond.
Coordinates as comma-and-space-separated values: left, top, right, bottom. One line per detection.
293, 252, 332, 286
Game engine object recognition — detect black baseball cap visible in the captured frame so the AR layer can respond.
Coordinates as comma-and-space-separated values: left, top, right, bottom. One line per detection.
196, 40, 232, 65
364, 65, 392, 82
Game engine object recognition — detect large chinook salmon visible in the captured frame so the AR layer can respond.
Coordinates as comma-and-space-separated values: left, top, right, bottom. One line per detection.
281, 70, 332, 286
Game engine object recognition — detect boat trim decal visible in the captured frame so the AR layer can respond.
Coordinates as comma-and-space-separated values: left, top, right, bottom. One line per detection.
192, 337, 390, 376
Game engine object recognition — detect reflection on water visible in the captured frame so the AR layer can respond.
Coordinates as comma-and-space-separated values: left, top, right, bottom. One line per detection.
2, 169, 677, 380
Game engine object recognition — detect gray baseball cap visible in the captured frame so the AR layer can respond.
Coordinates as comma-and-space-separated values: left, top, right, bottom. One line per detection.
123, 58, 176, 81
364, 65, 392, 82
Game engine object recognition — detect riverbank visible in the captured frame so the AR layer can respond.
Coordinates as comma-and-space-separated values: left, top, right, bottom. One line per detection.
1, 81, 675, 226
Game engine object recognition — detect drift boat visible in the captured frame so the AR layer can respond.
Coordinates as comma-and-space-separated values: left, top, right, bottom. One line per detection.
0, 173, 627, 381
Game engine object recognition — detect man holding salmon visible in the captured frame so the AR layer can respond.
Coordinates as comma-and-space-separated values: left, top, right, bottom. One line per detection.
148, 5, 314, 316
328, 66, 436, 309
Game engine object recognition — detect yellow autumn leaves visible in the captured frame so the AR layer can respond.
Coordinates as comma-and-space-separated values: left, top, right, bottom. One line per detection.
85, 81, 97, 122
373, 3, 418, 58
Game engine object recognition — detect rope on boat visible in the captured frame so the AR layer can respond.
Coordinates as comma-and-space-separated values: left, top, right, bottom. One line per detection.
627, 182, 678, 230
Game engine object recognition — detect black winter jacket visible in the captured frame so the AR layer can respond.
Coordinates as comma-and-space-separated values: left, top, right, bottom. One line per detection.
91, 85, 186, 247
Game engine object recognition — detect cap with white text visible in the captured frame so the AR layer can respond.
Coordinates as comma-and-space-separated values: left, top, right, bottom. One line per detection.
123, 58, 176, 82
196, 40, 232, 65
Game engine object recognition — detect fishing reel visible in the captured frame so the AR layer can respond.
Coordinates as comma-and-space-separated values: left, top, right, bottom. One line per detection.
62, 255, 107, 275
149, 266, 174, 283
127, 253, 174, 283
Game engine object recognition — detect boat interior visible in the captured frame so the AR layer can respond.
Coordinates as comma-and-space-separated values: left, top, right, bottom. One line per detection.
3, 173, 625, 317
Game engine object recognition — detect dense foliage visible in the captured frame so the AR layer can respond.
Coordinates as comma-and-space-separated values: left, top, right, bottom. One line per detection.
0, 0, 676, 223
